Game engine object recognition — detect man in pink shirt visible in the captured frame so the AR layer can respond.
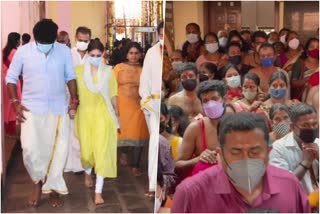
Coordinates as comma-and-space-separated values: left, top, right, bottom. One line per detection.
171, 112, 310, 213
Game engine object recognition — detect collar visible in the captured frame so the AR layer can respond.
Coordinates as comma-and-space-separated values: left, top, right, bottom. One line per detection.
283, 132, 301, 149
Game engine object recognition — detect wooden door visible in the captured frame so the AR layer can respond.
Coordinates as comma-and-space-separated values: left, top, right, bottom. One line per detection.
206, 1, 241, 34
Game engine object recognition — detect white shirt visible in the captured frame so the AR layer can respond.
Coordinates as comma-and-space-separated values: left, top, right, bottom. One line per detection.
269, 132, 319, 194
71, 47, 87, 66
139, 42, 162, 102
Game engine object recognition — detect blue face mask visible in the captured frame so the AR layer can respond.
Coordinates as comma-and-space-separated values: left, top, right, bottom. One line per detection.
260, 57, 274, 67
270, 88, 287, 99
88, 56, 102, 67
37, 43, 53, 54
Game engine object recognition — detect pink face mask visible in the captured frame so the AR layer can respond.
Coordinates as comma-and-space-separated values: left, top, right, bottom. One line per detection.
202, 100, 224, 119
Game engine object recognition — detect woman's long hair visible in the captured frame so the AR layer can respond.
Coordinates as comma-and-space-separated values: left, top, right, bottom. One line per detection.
3, 32, 20, 62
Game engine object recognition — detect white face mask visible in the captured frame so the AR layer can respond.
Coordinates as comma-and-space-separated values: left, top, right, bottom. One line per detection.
186, 33, 199, 44
280, 35, 286, 44
205, 43, 219, 53
226, 75, 241, 88
288, 38, 299, 50
76, 41, 89, 51
219, 37, 228, 48
171, 61, 183, 70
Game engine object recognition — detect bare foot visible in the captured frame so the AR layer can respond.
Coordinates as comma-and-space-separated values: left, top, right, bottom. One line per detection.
28, 181, 42, 207
48, 191, 63, 207
132, 168, 142, 177
95, 193, 105, 205
85, 173, 93, 188
119, 153, 128, 166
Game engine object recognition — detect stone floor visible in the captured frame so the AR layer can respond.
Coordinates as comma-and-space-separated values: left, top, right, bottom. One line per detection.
1, 146, 154, 213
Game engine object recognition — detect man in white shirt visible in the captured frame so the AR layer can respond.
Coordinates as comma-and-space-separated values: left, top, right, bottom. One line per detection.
71, 26, 91, 66
139, 22, 163, 196
269, 103, 319, 194
65, 26, 91, 173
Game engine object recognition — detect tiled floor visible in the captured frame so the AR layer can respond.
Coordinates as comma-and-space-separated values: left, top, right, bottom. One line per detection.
1, 146, 154, 213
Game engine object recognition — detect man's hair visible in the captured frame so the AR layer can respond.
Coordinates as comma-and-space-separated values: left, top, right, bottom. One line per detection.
186, 23, 200, 32
75, 26, 91, 37
22, 33, 31, 43
258, 43, 275, 54
197, 80, 226, 100
157, 21, 164, 34
289, 103, 317, 123
251, 31, 267, 43
226, 41, 241, 53
218, 112, 269, 148
177, 62, 198, 76
33, 19, 58, 43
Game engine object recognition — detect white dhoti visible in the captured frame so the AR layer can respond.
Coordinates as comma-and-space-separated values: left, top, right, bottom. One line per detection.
64, 121, 84, 172
20, 111, 70, 195
143, 100, 160, 192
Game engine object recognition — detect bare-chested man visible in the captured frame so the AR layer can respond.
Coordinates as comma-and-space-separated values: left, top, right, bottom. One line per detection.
175, 80, 227, 179
168, 63, 203, 121
243, 31, 267, 68
249, 43, 290, 97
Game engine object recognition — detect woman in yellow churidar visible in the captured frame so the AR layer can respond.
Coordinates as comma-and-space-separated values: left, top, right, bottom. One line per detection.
74, 39, 119, 205
114, 42, 149, 176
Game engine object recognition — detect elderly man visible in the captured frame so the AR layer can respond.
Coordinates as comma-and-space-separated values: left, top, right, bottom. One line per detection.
6, 19, 77, 207
172, 112, 310, 213
139, 22, 163, 196
270, 103, 319, 194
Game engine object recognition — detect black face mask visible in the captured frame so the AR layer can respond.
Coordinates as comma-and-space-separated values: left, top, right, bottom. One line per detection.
159, 121, 166, 133
182, 79, 197, 91
229, 55, 242, 65
199, 74, 209, 82
297, 127, 319, 143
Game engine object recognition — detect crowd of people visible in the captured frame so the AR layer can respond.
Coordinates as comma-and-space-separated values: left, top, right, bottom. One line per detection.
157, 22, 319, 212
3, 18, 163, 208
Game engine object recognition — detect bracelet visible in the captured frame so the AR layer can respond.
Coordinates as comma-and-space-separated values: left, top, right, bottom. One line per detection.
299, 162, 311, 170
10, 98, 19, 104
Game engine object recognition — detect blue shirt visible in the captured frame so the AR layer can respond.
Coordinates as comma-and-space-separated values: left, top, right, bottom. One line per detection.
6, 42, 75, 115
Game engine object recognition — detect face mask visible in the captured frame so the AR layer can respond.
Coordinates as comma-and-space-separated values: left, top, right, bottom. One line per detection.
308, 48, 319, 59
76, 41, 89, 51
226, 75, 241, 88
159, 38, 164, 46
270, 88, 286, 99
202, 100, 224, 119
159, 121, 166, 133
243, 91, 257, 101
182, 79, 197, 91
219, 37, 228, 48
297, 127, 319, 143
37, 43, 53, 54
199, 73, 209, 82
260, 57, 274, 67
87, 56, 102, 67
226, 159, 266, 193
268, 40, 275, 45
171, 61, 183, 70
280, 35, 286, 44
229, 55, 242, 65
186, 33, 199, 44
273, 121, 291, 137
205, 43, 219, 53
288, 38, 299, 50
